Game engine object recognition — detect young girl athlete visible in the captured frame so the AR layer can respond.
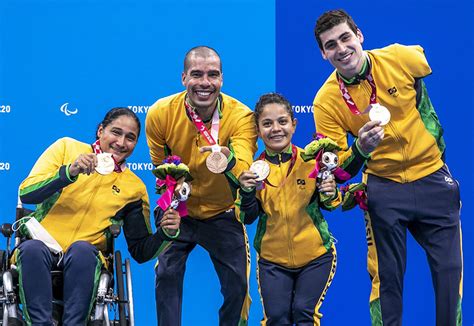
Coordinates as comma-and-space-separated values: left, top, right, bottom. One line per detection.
237, 93, 341, 325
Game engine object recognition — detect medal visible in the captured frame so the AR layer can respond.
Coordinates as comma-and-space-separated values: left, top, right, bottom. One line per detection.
206, 146, 228, 174
250, 160, 270, 181
184, 97, 228, 173
95, 153, 115, 175
369, 103, 391, 126
257, 145, 298, 187
206, 151, 228, 174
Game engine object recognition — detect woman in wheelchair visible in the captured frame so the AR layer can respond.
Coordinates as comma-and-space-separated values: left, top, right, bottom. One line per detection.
14, 107, 180, 325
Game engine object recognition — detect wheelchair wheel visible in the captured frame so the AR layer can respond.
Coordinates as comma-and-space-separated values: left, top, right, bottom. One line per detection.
0, 270, 24, 326
114, 251, 126, 326
124, 259, 134, 326
0, 251, 6, 273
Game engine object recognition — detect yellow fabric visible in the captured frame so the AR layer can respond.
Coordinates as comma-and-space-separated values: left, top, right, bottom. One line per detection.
364, 210, 381, 303
239, 221, 252, 324
146, 91, 257, 219
314, 44, 444, 183
19, 137, 151, 253
256, 253, 268, 326
313, 244, 337, 325
254, 148, 340, 268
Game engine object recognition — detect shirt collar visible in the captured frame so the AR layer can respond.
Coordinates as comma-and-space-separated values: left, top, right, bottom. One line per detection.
337, 54, 370, 85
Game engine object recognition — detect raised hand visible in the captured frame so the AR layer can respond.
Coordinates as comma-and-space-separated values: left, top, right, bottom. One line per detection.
161, 208, 181, 236
69, 153, 98, 177
318, 173, 337, 197
238, 171, 259, 191
357, 120, 384, 155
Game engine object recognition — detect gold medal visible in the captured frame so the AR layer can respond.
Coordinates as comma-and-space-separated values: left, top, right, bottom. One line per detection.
369, 103, 391, 126
250, 160, 270, 181
95, 153, 115, 175
206, 151, 228, 174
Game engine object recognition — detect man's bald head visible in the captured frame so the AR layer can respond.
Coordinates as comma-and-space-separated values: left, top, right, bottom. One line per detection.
184, 46, 222, 73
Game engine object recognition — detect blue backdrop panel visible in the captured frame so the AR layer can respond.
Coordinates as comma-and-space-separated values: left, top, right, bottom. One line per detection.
276, 0, 473, 325
0, 0, 274, 325
1, 0, 473, 325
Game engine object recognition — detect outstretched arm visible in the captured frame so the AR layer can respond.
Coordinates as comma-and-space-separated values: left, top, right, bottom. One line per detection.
122, 196, 179, 264
235, 171, 262, 224
20, 138, 96, 204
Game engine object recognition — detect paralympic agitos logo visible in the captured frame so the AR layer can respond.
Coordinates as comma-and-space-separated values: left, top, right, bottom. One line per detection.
60, 103, 79, 116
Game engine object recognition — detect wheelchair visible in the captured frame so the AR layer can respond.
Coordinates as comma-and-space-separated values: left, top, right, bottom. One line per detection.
0, 199, 135, 326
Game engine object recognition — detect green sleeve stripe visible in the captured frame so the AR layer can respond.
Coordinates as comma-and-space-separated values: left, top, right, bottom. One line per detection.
162, 228, 180, 239
225, 145, 241, 187
225, 170, 240, 186
354, 140, 371, 159
253, 214, 267, 254
19, 172, 61, 196
164, 144, 171, 157
226, 150, 235, 163
65, 164, 78, 182
152, 241, 172, 259
306, 201, 333, 251
142, 199, 152, 233
27, 192, 61, 224
416, 79, 446, 153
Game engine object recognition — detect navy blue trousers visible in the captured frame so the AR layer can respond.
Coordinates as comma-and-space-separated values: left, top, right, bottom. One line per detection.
258, 249, 336, 326
155, 209, 250, 326
366, 165, 463, 326
17, 240, 101, 325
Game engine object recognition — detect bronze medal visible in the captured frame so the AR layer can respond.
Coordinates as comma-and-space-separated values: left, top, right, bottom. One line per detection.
206, 151, 228, 174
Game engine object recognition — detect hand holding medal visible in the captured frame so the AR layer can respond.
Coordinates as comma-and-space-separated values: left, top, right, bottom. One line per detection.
357, 119, 385, 155
238, 158, 271, 191
69, 153, 101, 177
248, 160, 270, 190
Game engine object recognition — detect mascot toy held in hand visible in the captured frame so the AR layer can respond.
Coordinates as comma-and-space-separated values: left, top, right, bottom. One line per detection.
319, 152, 339, 181
301, 134, 351, 183
152, 155, 193, 216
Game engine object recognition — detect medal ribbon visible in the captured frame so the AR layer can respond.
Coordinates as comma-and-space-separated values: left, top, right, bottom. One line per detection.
184, 97, 220, 147
338, 72, 377, 115
257, 144, 297, 188
308, 150, 324, 179
91, 140, 123, 173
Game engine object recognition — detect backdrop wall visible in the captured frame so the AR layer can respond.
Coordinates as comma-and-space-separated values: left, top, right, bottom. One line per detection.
0, 0, 472, 325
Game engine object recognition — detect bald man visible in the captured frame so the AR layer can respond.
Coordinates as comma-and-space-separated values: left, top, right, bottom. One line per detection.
145, 46, 257, 326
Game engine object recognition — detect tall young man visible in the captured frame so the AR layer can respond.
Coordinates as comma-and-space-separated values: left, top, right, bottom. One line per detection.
313, 9, 462, 326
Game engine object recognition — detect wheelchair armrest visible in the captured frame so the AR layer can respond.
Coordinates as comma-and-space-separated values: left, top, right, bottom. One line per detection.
109, 224, 121, 238
16, 207, 33, 221
1, 223, 13, 238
